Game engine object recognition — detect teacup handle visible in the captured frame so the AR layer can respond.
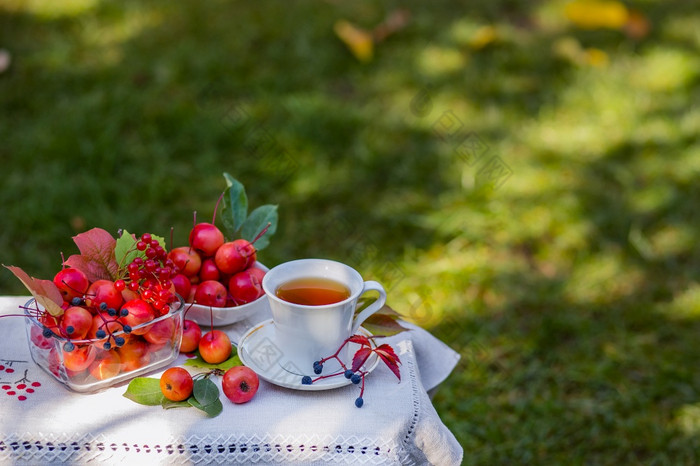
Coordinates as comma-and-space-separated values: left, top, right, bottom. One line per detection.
351, 281, 387, 334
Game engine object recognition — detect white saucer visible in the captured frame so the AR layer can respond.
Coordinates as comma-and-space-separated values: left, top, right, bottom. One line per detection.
238, 319, 379, 391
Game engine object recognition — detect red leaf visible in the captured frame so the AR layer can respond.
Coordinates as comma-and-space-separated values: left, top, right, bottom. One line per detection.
351, 347, 372, 373
375, 344, 401, 381
347, 334, 371, 347
67, 228, 118, 282
3, 265, 64, 317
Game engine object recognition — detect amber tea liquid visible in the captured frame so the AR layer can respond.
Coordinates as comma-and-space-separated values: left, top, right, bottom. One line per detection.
275, 277, 351, 306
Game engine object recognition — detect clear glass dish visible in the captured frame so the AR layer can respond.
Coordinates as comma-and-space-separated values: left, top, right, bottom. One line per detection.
23, 296, 184, 393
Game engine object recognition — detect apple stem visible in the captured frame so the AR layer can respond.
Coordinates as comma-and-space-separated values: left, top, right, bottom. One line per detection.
251, 223, 271, 246
212, 190, 225, 225
60, 252, 66, 269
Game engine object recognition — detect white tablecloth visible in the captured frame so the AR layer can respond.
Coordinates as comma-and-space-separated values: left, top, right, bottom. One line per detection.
0, 296, 463, 465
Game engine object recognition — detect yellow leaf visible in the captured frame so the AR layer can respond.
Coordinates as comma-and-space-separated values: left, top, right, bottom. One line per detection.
585, 48, 609, 67
469, 25, 498, 50
334, 20, 373, 63
565, 0, 629, 30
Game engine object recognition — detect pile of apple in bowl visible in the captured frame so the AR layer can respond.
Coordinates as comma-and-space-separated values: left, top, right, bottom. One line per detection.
170, 225, 271, 327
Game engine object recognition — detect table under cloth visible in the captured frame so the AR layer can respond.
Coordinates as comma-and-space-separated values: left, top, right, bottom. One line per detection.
0, 296, 463, 465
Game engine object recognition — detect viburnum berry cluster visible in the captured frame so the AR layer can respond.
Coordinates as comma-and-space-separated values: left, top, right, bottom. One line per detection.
301, 335, 401, 408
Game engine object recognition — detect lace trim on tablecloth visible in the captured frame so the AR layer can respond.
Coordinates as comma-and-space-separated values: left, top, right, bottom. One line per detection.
0, 431, 402, 464
396, 339, 425, 466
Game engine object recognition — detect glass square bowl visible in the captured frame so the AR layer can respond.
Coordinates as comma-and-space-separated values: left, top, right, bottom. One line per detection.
23, 296, 185, 393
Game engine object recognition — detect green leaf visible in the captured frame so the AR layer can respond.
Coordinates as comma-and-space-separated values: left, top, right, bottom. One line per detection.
161, 398, 192, 410
356, 304, 410, 337
123, 377, 164, 406
189, 397, 223, 417
240, 204, 278, 250
193, 378, 220, 406
114, 230, 166, 273
221, 172, 248, 238
184, 347, 241, 370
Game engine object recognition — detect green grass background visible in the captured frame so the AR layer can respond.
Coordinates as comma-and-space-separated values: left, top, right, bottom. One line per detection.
2, 0, 700, 463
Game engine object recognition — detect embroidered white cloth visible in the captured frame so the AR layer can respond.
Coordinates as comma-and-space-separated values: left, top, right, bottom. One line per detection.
0, 296, 462, 465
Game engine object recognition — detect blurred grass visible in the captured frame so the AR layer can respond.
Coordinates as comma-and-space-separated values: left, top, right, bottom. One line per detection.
2, 0, 700, 463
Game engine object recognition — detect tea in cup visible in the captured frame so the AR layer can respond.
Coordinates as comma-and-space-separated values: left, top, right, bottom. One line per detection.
262, 259, 386, 375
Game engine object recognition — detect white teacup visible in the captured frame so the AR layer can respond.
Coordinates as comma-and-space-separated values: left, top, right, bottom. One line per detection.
262, 259, 386, 375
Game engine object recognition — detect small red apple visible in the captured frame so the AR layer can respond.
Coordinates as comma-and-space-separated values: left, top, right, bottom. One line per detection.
198, 330, 231, 364
189, 222, 225, 257
119, 299, 156, 335
168, 247, 202, 277
194, 280, 227, 308
160, 367, 193, 401
199, 258, 221, 282
222, 366, 259, 404
59, 306, 93, 339
179, 320, 202, 353
85, 279, 124, 311
53, 268, 89, 301
214, 240, 256, 275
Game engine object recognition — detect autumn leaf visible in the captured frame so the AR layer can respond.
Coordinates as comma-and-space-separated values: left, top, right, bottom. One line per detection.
351, 346, 373, 373
347, 334, 371, 347
374, 343, 401, 381
3, 265, 64, 316
64, 228, 118, 282
564, 0, 629, 30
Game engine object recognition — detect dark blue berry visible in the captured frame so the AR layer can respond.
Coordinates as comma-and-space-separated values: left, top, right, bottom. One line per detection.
107, 308, 117, 317
313, 360, 321, 368
355, 397, 364, 408
63, 341, 75, 352
344, 370, 354, 379
314, 365, 323, 375
100, 302, 108, 311
351, 374, 362, 384
123, 325, 132, 334
42, 328, 53, 338
96, 329, 106, 339
301, 376, 313, 385
120, 309, 129, 317
103, 342, 111, 350
71, 297, 84, 306
65, 325, 74, 335
115, 336, 125, 347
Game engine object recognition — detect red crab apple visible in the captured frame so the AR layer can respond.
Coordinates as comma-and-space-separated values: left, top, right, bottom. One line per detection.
189, 222, 224, 257
171, 273, 192, 301
179, 320, 202, 353
160, 367, 193, 402
85, 280, 124, 311
117, 338, 150, 372
62, 344, 96, 372
53, 267, 89, 301
228, 268, 265, 304
198, 330, 231, 364
214, 239, 256, 275
199, 258, 221, 282
222, 366, 259, 404
89, 350, 121, 380
119, 299, 156, 335
59, 306, 93, 340
194, 280, 227, 308
143, 316, 176, 345
88, 312, 126, 348
168, 247, 202, 277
